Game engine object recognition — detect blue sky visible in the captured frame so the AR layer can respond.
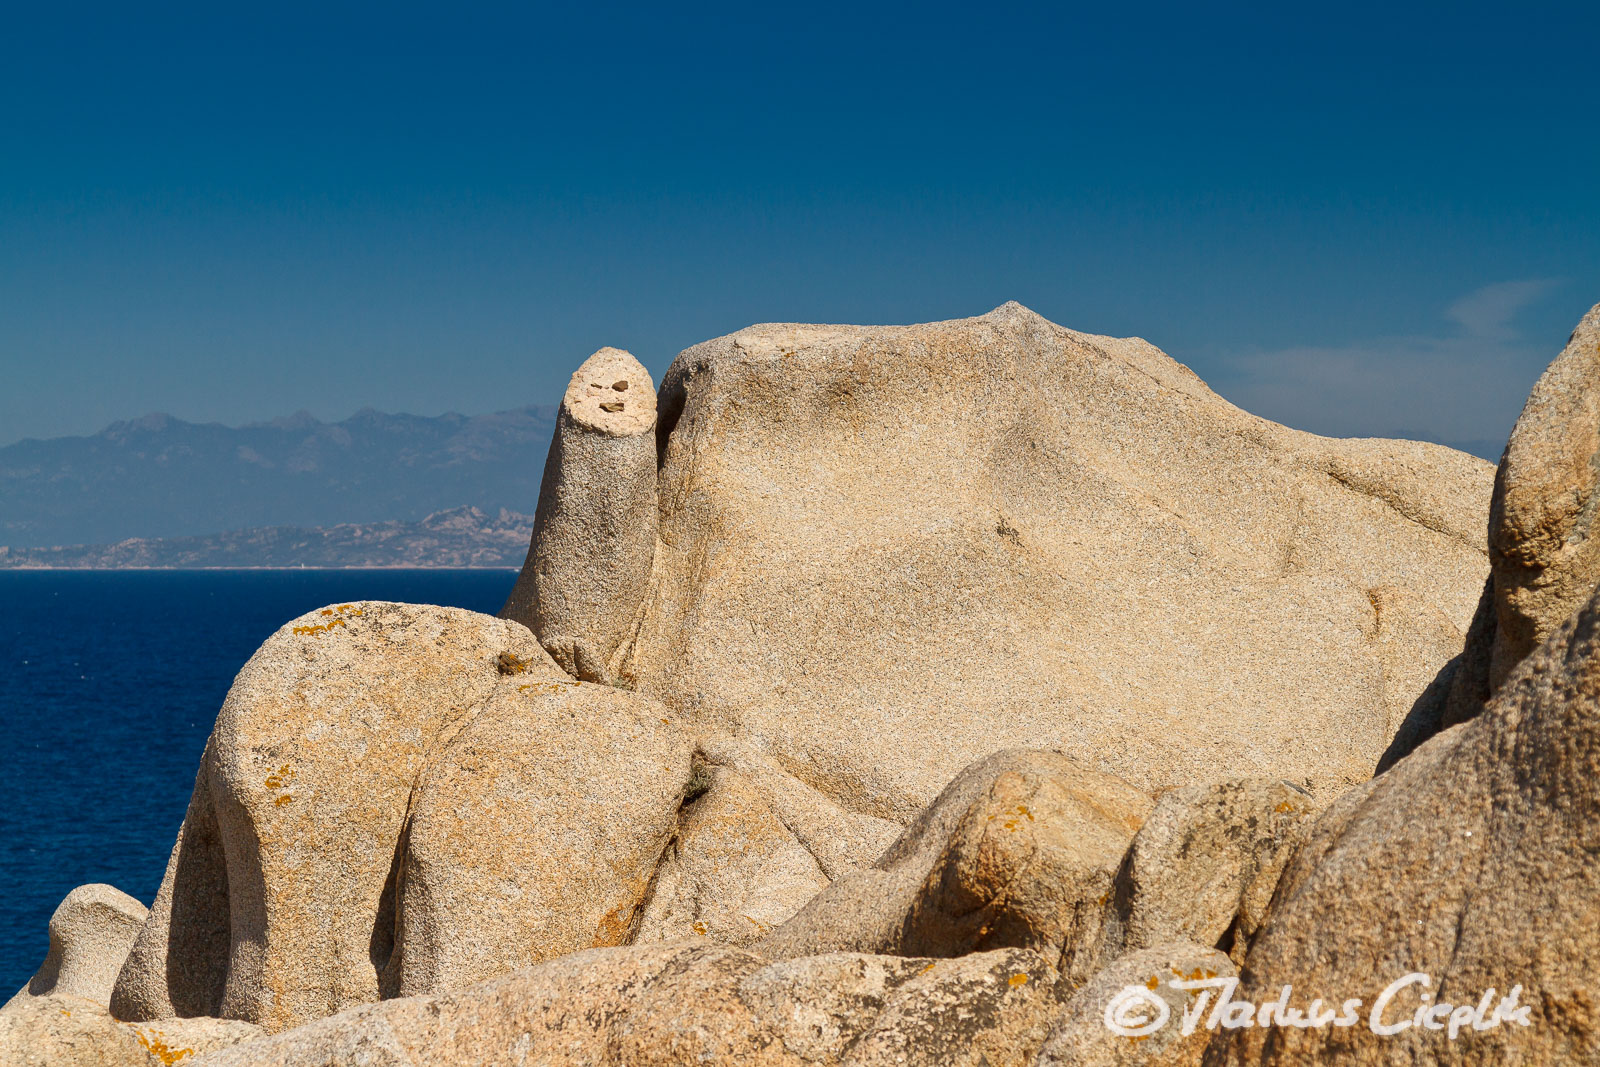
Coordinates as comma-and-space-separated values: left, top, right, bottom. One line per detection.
2, 2, 1596, 456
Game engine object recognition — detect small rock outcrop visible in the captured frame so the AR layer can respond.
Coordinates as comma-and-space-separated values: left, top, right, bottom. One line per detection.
1207, 580, 1600, 1065
7, 884, 147, 1010
1098, 779, 1317, 967
634, 762, 832, 946
190, 943, 1064, 1067
1036, 943, 1237, 1067
0, 994, 260, 1067
500, 347, 659, 683
757, 749, 1152, 981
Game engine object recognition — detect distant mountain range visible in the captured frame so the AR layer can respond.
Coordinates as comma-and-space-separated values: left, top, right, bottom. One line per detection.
0, 507, 532, 569
0, 406, 557, 549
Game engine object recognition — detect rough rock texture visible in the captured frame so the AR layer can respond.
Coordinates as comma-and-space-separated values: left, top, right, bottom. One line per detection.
388, 681, 694, 995
7, 884, 147, 1009
622, 303, 1490, 816
1385, 301, 1600, 766
501, 347, 658, 683
190, 943, 1064, 1066
635, 762, 831, 947
1038, 943, 1237, 1067
1485, 301, 1600, 685
1206, 581, 1600, 1065
0, 994, 260, 1066
1098, 780, 1317, 968
757, 749, 1152, 981
695, 734, 902, 879
112, 603, 552, 1032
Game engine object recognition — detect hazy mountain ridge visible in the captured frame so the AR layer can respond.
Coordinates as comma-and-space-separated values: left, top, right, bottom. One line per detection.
0, 506, 532, 569
0, 405, 557, 548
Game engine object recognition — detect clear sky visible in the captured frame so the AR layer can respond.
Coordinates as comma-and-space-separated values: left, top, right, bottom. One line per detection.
2, 1, 1596, 457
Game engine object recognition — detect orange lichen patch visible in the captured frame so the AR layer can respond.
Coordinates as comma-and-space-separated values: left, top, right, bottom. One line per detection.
264, 764, 295, 790
516, 681, 573, 696
1273, 800, 1300, 814
1171, 965, 1219, 981
1146, 975, 1160, 990
294, 605, 362, 636
692, 921, 709, 936
497, 652, 537, 676
919, 962, 939, 975
132, 1028, 195, 1065
273, 794, 294, 807
1008, 973, 1030, 988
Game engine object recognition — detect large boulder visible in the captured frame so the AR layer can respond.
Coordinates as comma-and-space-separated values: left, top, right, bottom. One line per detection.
112, 602, 553, 1031
607, 303, 1490, 815
6, 884, 147, 1010
189, 943, 1065, 1067
1205, 580, 1600, 1065
757, 749, 1152, 982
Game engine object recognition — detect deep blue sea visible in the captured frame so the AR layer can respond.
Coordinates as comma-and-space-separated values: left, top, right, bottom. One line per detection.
0, 569, 517, 994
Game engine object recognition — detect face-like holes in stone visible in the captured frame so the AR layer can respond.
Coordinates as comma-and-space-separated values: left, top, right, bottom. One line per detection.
613, 380, 629, 391
600, 401, 625, 412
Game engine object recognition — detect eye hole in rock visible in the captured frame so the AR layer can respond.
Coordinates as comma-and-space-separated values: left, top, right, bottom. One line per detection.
613, 380, 629, 391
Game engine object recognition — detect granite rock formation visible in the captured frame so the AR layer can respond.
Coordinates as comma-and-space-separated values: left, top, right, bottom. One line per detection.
6, 302, 1543, 1066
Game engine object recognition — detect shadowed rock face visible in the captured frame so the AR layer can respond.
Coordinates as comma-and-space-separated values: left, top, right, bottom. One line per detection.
624, 303, 1490, 815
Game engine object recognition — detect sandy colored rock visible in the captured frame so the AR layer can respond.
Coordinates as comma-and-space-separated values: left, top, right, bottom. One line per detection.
604, 303, 1491, 816
501, 347, 658, 683
635, 762, 831, 947
1037, 943, 1236, 1067
839, 948, 1063, 1066
1486, 300, 1600, 685
758, 749, 1151, 981
191, 944, 1064, 1067
387, 680, 694, 995
695, 734, 902, 879
113, 602, 552, 1032
0, 994, 260, 1067
1206, 580, 1600, 1065
1098, 780, 1316, 968
7, 884, 147, 1010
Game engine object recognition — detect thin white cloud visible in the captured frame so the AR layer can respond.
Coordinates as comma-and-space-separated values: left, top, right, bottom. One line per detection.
1445, 279, 1557, 340
1215, 280, 1563, 457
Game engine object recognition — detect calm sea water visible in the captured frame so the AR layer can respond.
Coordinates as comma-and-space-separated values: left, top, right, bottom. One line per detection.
0, 569, 517, 994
